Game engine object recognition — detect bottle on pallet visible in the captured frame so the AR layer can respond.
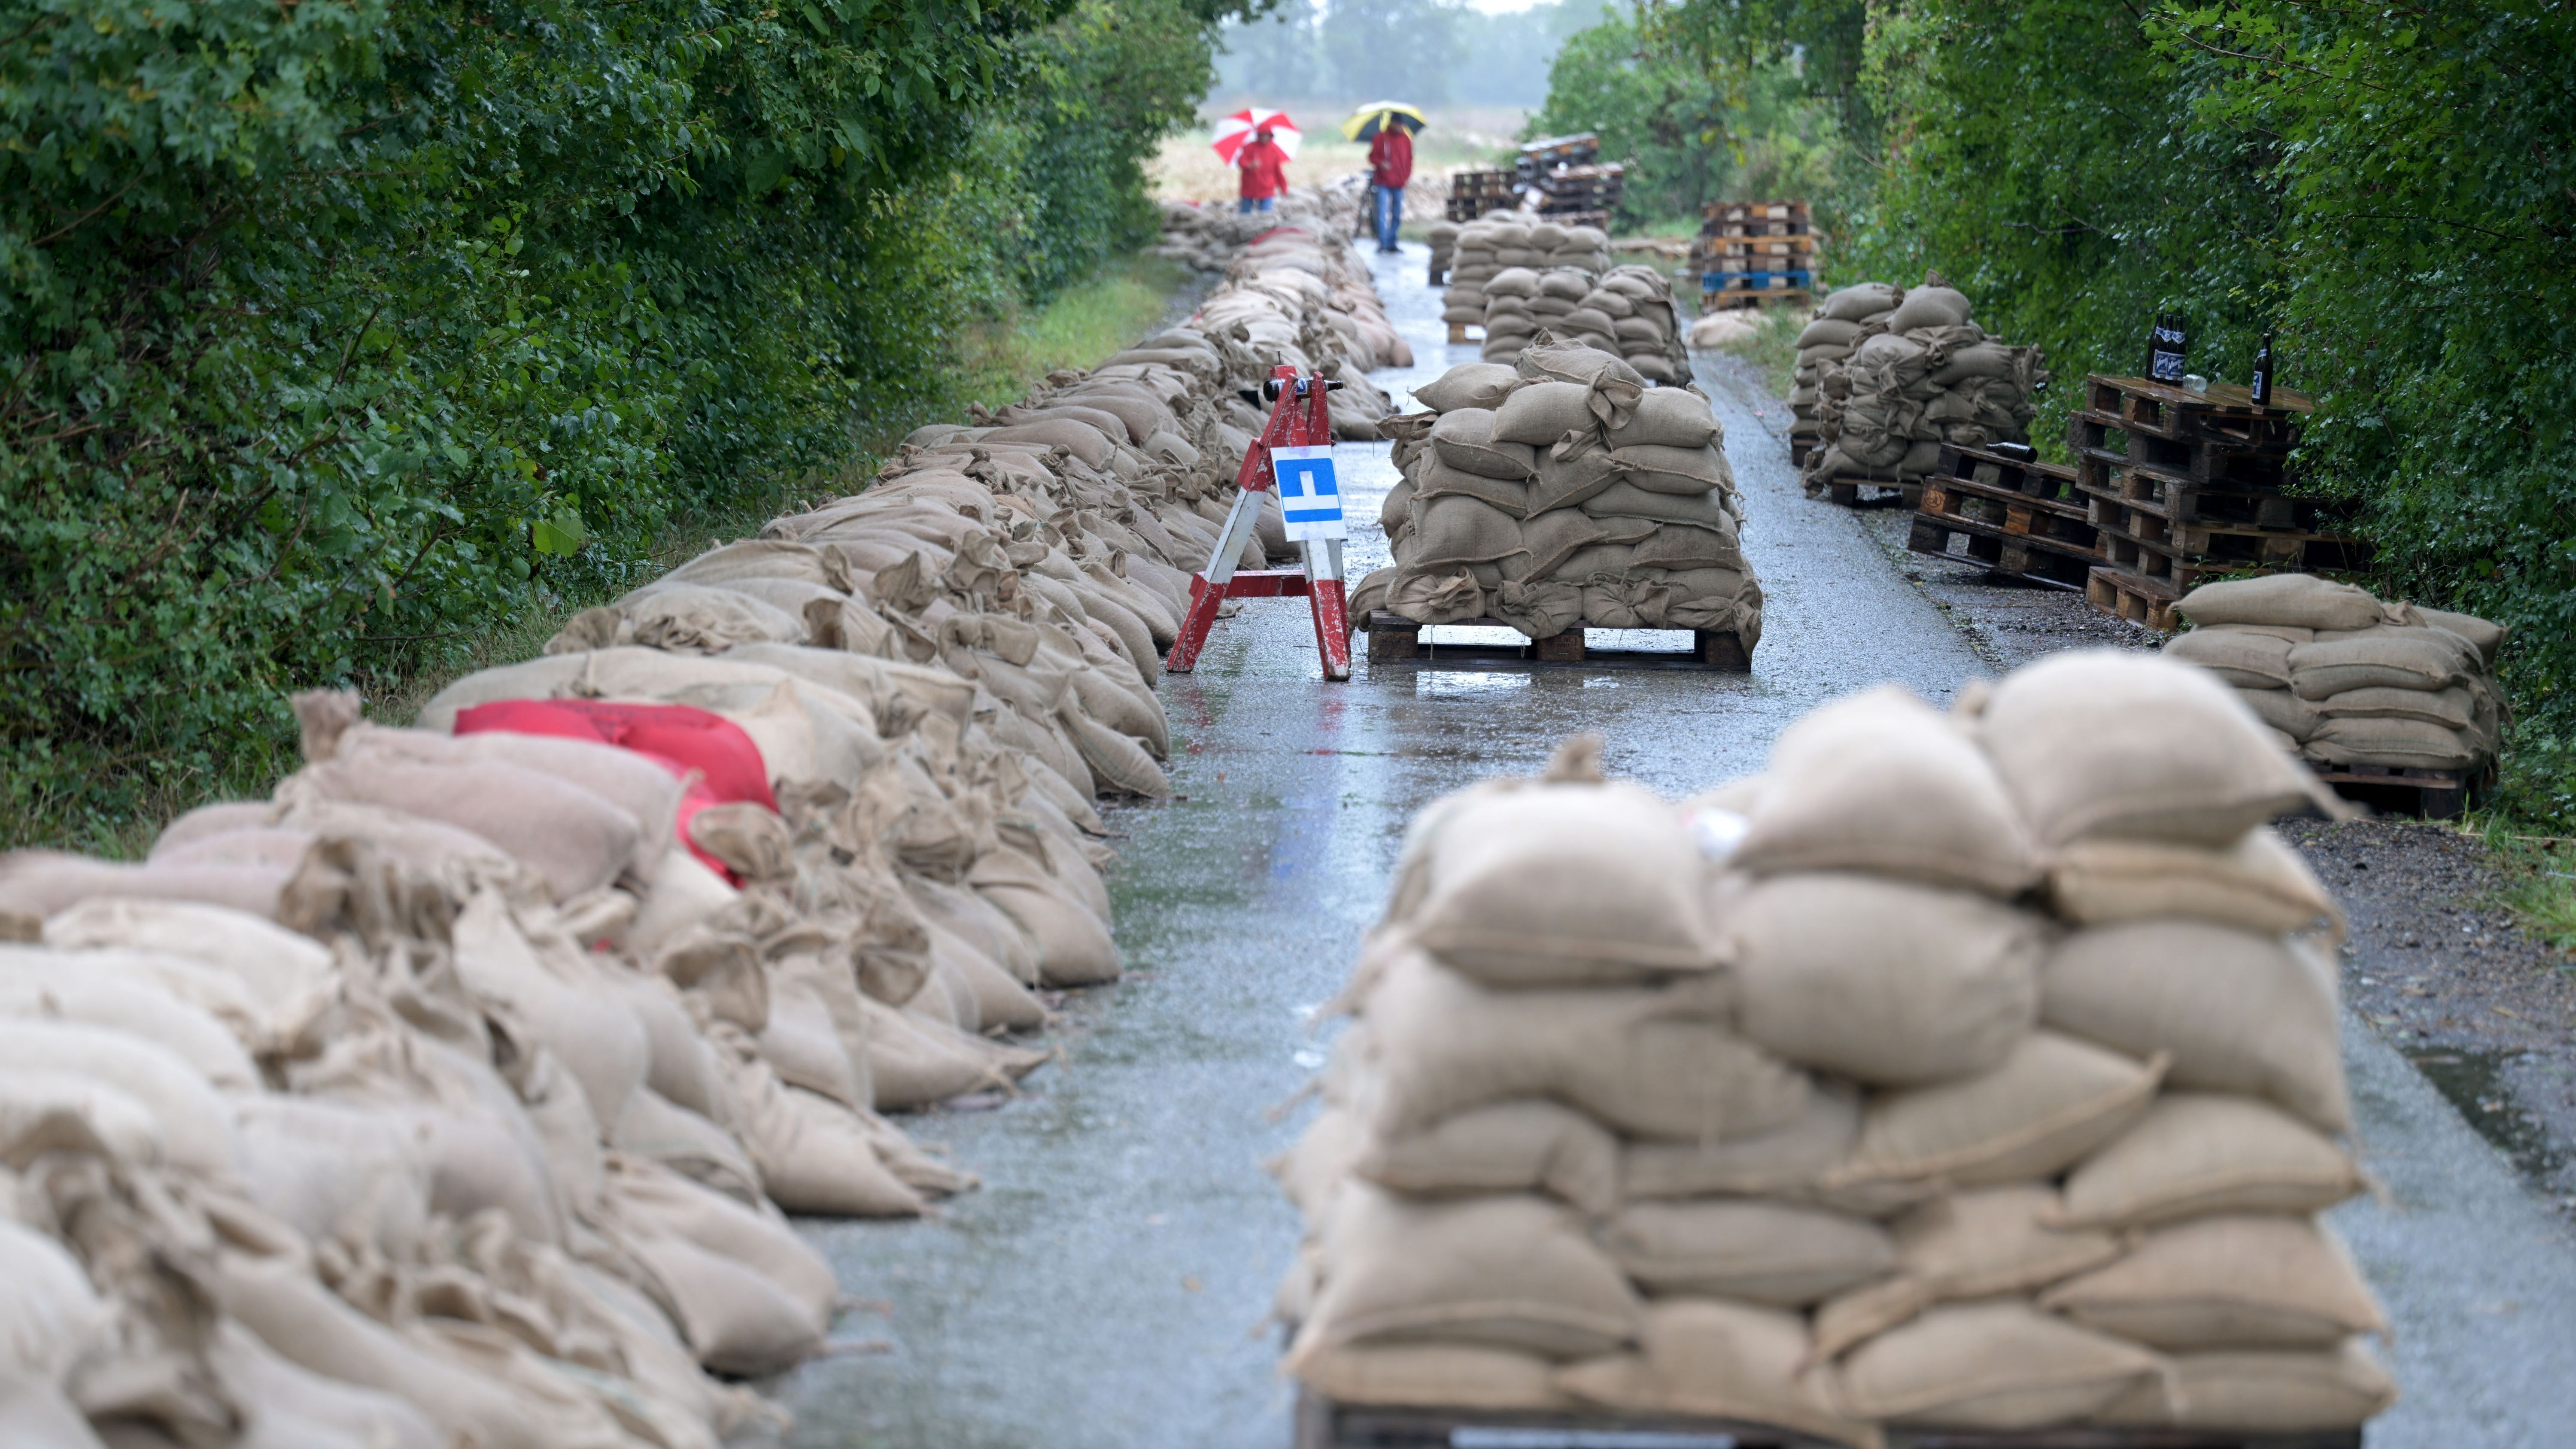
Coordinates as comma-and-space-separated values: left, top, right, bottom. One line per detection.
2146, 312, 2189, 383
2250, 328, 2277, 406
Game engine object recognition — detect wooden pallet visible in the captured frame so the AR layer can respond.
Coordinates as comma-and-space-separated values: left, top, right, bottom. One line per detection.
1704, 289, 1810, 313
2087, 565, 2182, 631
2084, 374, 2312, 452
1912, 471, 2102, 589
1807, 470, 1920, 508
1446, 322, 1478, 345
2083, 489, 2370, 571
1704, 199, 1811, 226
1298, 1391, 2363, 1449
2069, 417, 2293, 492
1364, 612, 1751, 671
2309, 759, 2486, 821
2072, 454, 2309, 526
1941, 443, 2078, 501
1789, 437, 1817, 467
1706, 269, 1815, 293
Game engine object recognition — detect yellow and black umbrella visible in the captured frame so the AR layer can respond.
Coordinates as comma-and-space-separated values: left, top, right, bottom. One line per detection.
1342, 101, 1428, 142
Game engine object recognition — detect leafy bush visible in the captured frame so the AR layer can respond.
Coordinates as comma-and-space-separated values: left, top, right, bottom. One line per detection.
1645, 0, 2576, 826
1, 0, 1232, 845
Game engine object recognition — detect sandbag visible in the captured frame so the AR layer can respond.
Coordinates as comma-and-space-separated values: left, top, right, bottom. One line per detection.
1406, 782, 1717, 984
1428, 409, 1540, 480
1600, 1199, 1896, 1306
2288, 626, 2474, 698
1351, 1099, 1621, 1215
2096, 1342, 2396, 1433
1357, 951, 1806, 1143
1975, 651, 2331, 845
2165, 628, 2295, 690
1734, 685, 2040, 894
1555, 1301, 1876, 1449
2039, 1214, 2385, 1349
1289, 1342, 1571, 1412
1833, 1302, 2168, 1431
1826, 1031, 2164, 1191
1619, 1084, 1857, 1202
2177, 574, 2384, 632
2046, 829, 2340, 936
2041, 920, 2348, 1131
1728, 873, 2041, 1086
1294, 1183, 1641, 1360
2056, 1093, 2366, 1228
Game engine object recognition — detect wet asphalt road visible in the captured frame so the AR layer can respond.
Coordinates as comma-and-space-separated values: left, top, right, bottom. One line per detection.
771, 243, 2576, 1448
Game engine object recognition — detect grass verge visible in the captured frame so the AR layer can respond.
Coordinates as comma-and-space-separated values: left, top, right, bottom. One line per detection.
8, 250, 1197, 860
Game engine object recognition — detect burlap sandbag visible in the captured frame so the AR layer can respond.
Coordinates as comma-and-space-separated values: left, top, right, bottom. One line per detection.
2057, 1092, 2364, 1228
1409, 492, 1529, 568
233, 1096, 436, 1258
1894, 1184, 2123, 1299
2096, 1341, 2396, 1432
713, 1034, 925, 1217
2177, 574, 2384, 632
970, 838, 1121, 984
1414, 457, 1533, 519
1429, 409, 1540, 480
1795, 317, 1863, 349
1601, 1199, 1896, 1305
1833, 1303, 2169, 1431
293, 752, 641, 900
1352, 1099, 1621, 1215
1820, 283, 1901, 323
0, 851, 292, 924
1825, 1031, 2165, 1191
1491, 381, 1609, 446
0, 1020, 235, 1176
1577, 480, 1737, 530
589, 1157, 833, 1376
1524, 444, 1637, 514
2315, 683, 2478, 729
1735, 685, 2041, 895
1408, 782, 1717, 984
2415, 605, 2506, 667
0, 966, 256, 1090
0, 1218, 107, 1382
1601, 389, 1719, 450
1385, 568, 1488, 625
2046, 827, 2340, 936
1358, 950, 1808, 1143
2041, 920, 2348, 1132
2288, 626, 2475, 698
2165, 629, 2294, 689
2304, 714, 2483, 770
1620, 1082, 1857, 1202
1297, 1183, 1641, 1359
1728, 873, 2041, 1086
1975, 651, 2333, 845
2039, 1214, 2386, 1349
1630, 526, 1747, 572
1292, 1341, 1573, 1411
2238, 684, 2321, 740
1610, 442, 1732, 496
1556, 1301, 1881, 1449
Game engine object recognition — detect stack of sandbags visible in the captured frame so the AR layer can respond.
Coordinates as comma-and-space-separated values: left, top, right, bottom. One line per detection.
2166, 574, 2509, 777
1191, 217, 1405, 440
1350, 341, 1761, 649
1439, 217, 1511, 337
1798, 278, 2048, 490
1154, 184, 1369, 273
1276, 653, 2396, 1443
1482, 265, 1687, 383
1427, 220, 1460, 285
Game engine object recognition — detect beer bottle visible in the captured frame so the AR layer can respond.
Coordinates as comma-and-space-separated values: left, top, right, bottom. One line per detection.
2146, 313, 2189, 383
2250, 329, 2276, 407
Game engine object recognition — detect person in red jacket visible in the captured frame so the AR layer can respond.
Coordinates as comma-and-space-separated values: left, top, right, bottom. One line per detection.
1236, 129, 1288, 214
1368, 125, 1413, 253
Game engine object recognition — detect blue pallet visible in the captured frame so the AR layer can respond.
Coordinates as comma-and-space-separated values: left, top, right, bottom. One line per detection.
1702, 269, 1813, 290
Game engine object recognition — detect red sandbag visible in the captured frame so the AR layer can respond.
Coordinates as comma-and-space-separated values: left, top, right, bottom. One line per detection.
454, 699, 775, 810
455, 699, 774, 883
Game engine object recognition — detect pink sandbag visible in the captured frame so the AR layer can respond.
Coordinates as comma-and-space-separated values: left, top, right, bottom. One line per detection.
455, 699, 774, 882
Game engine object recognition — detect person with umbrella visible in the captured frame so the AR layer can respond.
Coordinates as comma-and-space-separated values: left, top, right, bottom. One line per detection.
1346, 103, 1427, 254
1236, 127, 1289, 214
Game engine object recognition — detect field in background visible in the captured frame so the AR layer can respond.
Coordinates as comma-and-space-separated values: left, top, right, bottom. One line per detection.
1152, 100, 1528, 208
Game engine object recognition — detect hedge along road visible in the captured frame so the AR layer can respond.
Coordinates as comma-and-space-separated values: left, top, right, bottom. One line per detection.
767, 243, 2576, 1448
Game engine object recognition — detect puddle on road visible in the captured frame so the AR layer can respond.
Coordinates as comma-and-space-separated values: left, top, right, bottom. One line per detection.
2405, 1045, 2571, 1186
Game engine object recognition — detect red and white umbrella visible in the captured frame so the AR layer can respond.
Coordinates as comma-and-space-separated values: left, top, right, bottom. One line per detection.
1212, 108, 1301, 164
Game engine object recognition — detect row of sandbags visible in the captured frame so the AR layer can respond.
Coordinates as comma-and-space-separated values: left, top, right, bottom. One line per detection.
1441, 217, 1610, 332
1153, 181, 1365, 273
1275, 652, 2396, 1444
1352, 340, 1762, 647
1186, 210, 1407, 440
2165, 574, 2509, 775
1795, 279, 2048, 490
0, 211, 1402, 1448
1475, 264, 1689, 385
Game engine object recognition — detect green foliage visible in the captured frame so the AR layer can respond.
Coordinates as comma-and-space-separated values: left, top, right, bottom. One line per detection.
1528, 8, 1837, 228
1642, 0, 2576, 826
2, 0, 1234, 847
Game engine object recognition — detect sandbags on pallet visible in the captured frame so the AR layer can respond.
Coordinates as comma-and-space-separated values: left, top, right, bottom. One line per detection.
1478, 263, 1690, 385
1440, 215, 1613, 345
1795, 276, 2049, 489
1353, 345, 1762, 647
1276, 654, 2393, 1441
2169, 574, 2508, 775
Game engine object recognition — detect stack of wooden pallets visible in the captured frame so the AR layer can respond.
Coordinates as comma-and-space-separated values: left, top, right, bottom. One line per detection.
1694, 200, 1817, 310
2070, 375, 2369, 629
1907, 444, 2102, 589
1442, 167, 1519, 222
